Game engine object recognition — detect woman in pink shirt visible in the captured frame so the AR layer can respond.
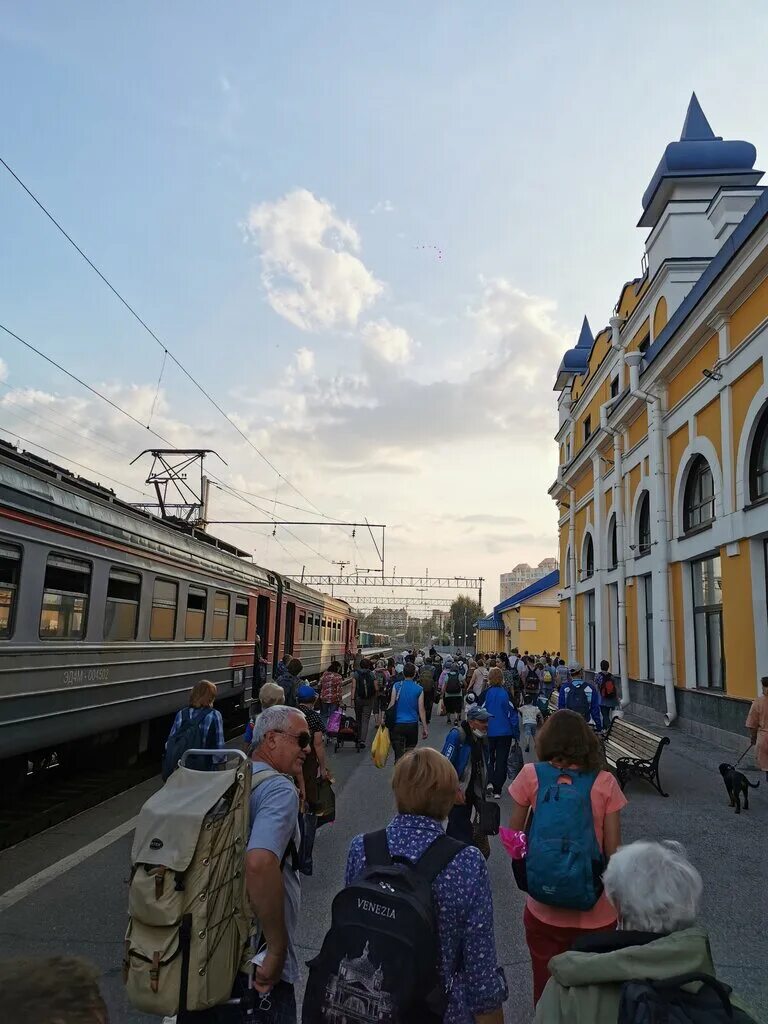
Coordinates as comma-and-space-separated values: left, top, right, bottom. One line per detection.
508, 710, 627, 1004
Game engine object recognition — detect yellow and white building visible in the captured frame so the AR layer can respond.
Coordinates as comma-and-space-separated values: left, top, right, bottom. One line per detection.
550, 95, 768, 744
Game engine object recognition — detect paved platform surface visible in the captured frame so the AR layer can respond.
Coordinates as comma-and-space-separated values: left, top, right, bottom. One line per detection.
0, 716, 765, 1023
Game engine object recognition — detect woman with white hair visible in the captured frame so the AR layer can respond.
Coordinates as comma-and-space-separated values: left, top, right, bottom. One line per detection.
534, 840, 727, 1023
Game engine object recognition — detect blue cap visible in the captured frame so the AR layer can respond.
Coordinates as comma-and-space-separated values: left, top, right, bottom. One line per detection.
467, 706, 493, 722
297, 684, 317, 701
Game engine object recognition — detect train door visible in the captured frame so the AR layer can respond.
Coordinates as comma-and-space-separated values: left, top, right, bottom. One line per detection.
284, 601, 296, 657
254, 595, 270, 698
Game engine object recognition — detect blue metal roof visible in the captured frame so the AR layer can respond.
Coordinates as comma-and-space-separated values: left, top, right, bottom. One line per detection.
494, 569, 560, 615
639, 94, 760, 227
476, 614, 504, 630
554, 315, 593, 389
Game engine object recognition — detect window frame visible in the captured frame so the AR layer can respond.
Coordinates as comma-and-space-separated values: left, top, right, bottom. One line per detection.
104, 567, 142, 642
185, 585, 208, 641
212, 590, 231, 641
608, 515, 618, 570
583, 415, 592, 444
691, 555, 725, 691
637, 492, 651, 557
40, 553, 92, 641
610, 375, 619, 399
683, 456, 715, 533
0, 542, 23, 640
642, 573, 654, 681
748, 403, 768, 503
150, 577, 178, 642
234, 596, 249, 642
582, 534, 594, 579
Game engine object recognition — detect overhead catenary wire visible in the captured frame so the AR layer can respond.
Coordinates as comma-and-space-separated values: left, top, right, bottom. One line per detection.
0, 154, 324, 515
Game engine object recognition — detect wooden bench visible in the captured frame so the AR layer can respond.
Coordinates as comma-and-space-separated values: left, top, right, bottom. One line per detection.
603, 717, 670, 797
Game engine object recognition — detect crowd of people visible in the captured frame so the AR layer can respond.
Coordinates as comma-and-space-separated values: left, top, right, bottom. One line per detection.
4, 647, 764, 1024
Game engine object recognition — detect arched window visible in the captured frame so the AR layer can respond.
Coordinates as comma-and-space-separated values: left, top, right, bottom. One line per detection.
749, 403, 768, 501
608, 515, 618, 570
582, 534, 594, 579
638, 492, 651, 556
684, 456, 715, 532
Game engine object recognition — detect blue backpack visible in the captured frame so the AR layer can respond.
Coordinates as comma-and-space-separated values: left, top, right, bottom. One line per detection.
525, 763, 604, 911
161, 708, 214, 780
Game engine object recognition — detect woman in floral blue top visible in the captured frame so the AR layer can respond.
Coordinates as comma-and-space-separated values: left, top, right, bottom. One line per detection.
345, 748, 507, 1024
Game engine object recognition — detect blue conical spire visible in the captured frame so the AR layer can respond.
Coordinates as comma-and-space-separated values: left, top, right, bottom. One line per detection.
680, 92, 718, 142
575, 315, 594, 349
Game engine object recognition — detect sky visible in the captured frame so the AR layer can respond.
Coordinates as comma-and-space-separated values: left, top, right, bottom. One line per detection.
2, 2, 768, 609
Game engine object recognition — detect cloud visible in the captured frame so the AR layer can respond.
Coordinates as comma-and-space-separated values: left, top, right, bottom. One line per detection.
245, 189, 383, 332
370, 199, 395, 214
295, 347, 315, 375
361, 319, 413, 365
0, 358, 7, 383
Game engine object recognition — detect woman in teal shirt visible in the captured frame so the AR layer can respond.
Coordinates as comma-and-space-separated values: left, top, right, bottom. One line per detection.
388, 662, 429, 761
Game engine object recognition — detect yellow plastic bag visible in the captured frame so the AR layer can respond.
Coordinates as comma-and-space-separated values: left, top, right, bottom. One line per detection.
371, 725, 391, 769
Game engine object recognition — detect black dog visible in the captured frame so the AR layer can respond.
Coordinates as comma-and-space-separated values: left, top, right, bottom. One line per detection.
719, 762, 760, 813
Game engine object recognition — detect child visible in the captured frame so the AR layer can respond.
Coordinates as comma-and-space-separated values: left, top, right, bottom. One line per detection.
595, 658, 619, 727
520, 695, 543, 752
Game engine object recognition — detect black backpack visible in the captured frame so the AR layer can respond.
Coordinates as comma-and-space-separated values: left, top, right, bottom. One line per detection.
564, 682, 590, 719
356, 669, 376, 700
419, 666, 436, 693
161, 707, 212, 780
619, 973, 759, 1024
445, 669, 462, 695
599, 673, 617, 700
303, 830, 464, 1024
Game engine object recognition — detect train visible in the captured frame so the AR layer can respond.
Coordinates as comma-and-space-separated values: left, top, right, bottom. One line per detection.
0, 442, 358, 779
358, 630, 392, 649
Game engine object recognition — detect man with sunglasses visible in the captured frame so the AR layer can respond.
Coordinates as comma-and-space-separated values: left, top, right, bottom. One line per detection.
244, 705, 311, 1023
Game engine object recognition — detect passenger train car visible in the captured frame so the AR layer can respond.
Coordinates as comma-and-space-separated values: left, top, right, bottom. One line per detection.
0, 443, 357, 777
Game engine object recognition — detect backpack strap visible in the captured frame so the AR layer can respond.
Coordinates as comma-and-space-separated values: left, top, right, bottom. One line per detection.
363, 828, 392, 867
414, 835, 466, 883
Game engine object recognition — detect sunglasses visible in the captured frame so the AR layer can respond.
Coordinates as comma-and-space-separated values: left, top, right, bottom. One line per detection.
272, 729, 312, 750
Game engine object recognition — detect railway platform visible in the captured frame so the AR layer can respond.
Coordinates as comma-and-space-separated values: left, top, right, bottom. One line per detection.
0, 717, 765, 1024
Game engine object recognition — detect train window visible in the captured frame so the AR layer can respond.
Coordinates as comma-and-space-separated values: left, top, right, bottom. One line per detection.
150, 579, 178, 641
105, 569, 141, 641
185, 586, 207, 641
213, 591, 230, 640
299, 611, 306, 640
234, 597, 248, 641
0, 543, 22, 639
40, 555, 91, 640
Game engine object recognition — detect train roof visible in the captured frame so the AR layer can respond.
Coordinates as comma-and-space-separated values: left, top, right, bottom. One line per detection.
0, 442, 270, 583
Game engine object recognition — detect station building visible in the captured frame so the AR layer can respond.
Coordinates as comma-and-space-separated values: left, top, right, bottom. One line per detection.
550, 95, 768, 746
496, 570, 560, 655
474, 612, 505, 654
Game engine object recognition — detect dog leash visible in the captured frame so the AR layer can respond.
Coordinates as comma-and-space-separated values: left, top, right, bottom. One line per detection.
733, 744, 753, 767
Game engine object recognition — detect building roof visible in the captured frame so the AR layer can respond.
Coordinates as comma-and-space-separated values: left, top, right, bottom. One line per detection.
639, 93, 760, 228
495, 569, 560, 614
554, 315, 594, 390
475, 613, 504, 630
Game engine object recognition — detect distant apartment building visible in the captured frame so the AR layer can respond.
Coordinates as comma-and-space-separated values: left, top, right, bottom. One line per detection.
500, 558, 559, 602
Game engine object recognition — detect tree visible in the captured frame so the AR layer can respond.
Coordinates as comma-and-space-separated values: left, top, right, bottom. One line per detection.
448, 595, 484, 649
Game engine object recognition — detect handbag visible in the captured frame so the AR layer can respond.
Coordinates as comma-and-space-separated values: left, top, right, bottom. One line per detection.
506, 737, 524, 780
477, 799, 501, 836
371, 725, 391, 769
314, 778, 336, 828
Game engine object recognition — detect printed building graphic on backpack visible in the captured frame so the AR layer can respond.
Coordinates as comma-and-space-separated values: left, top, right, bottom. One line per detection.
323, 941, 395, 1023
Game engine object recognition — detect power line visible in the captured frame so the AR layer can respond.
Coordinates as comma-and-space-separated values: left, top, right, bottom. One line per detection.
0, 154, 324, 515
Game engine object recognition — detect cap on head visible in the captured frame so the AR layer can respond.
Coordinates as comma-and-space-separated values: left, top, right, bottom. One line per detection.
297, 684, 317, 702
568, 660, 583, 674
467, 706, 493, 722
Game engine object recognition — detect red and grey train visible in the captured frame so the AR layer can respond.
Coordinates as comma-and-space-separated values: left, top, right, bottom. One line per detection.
0, 443, 358, 778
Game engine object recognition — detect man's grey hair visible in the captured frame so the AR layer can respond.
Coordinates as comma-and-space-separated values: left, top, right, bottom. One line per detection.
603, 840, 702, 933
252, 705, 301, 749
